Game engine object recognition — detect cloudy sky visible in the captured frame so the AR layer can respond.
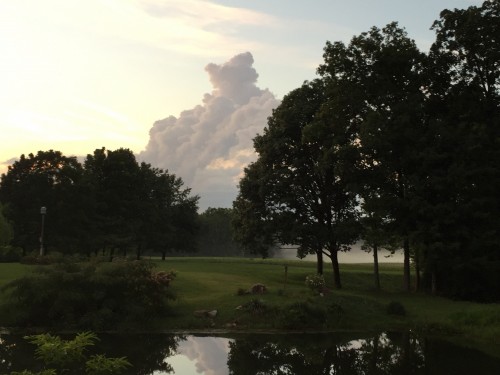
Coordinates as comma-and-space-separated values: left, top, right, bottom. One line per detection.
0, 0, 479, 210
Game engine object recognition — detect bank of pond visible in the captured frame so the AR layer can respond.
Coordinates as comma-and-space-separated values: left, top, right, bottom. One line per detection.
1, 331, 500, 374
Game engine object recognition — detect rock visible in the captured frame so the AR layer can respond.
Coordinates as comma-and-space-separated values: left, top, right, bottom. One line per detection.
251, 283, 267, 294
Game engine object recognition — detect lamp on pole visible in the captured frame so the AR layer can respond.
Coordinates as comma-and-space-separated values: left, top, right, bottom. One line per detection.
40, 206, 47, 256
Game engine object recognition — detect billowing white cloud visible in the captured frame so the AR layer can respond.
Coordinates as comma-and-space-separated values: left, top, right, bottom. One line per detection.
139, 52, 280, 210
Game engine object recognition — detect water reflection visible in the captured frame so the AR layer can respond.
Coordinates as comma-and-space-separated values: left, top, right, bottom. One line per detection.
1, 331, 499, 374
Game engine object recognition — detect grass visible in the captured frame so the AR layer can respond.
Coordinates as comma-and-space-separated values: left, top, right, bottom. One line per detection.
1, 257, 499, 356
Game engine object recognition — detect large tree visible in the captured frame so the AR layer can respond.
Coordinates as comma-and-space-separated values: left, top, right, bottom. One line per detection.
234, 79, 361, 288
0, 150, 85, 254
83, 148, 199, 259
318, 23, 426, 291
415, 0, 500, 299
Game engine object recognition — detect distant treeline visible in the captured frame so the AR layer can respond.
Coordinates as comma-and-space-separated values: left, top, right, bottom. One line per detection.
0, 148, 240, 261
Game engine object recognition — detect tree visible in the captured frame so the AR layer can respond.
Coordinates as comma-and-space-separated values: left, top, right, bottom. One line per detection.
232, 160, 280, 259
142, 168, 199, 260
83, 148, 143, 258
0, 203, 13, 246
0, 150, 85, 255
198, 208, 243, 256
318, 23, 426, 291
234, 79, 361, 288
415, 0, 500, 299
83, 148, 199, 260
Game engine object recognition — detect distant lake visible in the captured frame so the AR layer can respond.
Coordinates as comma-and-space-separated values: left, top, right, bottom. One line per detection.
1, 331, 499, 374
276, 241, 404, 264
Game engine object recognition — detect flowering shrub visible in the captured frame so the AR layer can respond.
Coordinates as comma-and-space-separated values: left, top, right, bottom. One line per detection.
305, 274, 325, 294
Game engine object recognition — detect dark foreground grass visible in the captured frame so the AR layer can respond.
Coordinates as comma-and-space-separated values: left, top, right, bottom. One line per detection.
0, 258, 499, 356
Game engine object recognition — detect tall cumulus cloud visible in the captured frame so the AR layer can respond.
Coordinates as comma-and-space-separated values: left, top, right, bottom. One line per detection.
139, 52, 280, 210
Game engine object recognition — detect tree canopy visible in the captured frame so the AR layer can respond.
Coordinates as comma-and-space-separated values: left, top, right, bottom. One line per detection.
0, 148, 199, 259
233, 0, 500, 300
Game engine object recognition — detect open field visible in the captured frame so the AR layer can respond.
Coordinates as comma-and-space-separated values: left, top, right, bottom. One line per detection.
1, 258, 499, 356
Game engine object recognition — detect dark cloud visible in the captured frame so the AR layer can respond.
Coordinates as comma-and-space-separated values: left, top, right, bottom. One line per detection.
139, 52, 280, 210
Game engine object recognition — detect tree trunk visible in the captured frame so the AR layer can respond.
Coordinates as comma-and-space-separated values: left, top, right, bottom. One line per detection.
136, 244, 142, 260
415, 251, 421, 292
316, 250, 324, 275
431, 270, 437, 295
373, 244, 380, 290
331, 250, 342, 289
109, 247, 114, 262
162, 251, 166, 261
403, 237, 411, 292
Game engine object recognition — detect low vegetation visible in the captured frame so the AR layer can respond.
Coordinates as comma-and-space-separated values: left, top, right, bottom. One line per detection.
0, 259, 176, 330
0, 257, 499, 357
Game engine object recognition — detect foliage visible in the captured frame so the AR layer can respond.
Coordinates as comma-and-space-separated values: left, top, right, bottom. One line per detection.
85, 355, 131, 375
305, 274, 326, 294
239, 298, 268, 314
0, 202, 13, 246
386, 301, 406, 316
0, 148, 199, 259
233, 79, 361, 288
281, 300, 344, 330
197, 207, 244, 256
0, 245, 22, 263
10, 332, 130, 375
1, 260, 176, 330
233, 1, 500, 301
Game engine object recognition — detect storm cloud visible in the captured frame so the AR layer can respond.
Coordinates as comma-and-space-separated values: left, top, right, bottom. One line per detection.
139, 52, 280, 210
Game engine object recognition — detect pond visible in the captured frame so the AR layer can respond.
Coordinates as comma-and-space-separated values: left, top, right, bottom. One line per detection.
1, 331, 499, 374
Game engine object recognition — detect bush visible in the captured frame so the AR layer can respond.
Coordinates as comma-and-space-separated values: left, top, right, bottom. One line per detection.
239, 298, 267, 314
386, 301, 406, 316
0, 245, 22, 262
278, 301, 335, 329
20, 251, 85, 265
305, 274, 325, 294
1, 260, 176, 330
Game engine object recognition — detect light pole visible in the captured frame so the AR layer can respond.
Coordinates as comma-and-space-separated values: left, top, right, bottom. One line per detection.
40, 206, 47, 256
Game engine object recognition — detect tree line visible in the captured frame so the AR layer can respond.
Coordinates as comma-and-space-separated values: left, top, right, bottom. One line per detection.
0, 148, 200, 260
233, 1, 500, 301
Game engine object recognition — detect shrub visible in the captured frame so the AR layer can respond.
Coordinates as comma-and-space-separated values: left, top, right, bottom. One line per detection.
386, 301, 406, 316
0, 245, 22, 262
1, 260, 176, 330
278, 301, 332, 329
305, 274, 325, 294
240, 298, 267, 314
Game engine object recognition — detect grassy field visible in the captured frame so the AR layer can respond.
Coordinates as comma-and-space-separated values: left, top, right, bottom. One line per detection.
1, 257, 499, 355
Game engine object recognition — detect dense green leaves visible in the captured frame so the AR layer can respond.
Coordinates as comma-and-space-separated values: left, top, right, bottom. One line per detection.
1, 260, 176, 330
234, 1, 500, 300
198, 207, 244, 256
234, 79, 361, 288
0, 147, 199, 258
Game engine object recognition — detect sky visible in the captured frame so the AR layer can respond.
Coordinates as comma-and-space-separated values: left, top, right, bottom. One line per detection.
0, 0, 480, 210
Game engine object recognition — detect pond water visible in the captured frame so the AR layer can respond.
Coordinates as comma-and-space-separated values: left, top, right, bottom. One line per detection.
1, 331, 499, 374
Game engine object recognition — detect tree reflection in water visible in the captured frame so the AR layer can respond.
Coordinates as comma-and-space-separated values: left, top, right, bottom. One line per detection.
1, 331, 500, 374
227, 332, 500, 375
